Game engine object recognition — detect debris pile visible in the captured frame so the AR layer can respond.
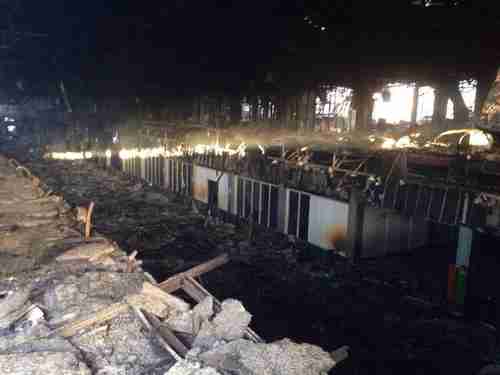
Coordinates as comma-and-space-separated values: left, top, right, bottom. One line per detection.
0, 154, 346, 374
5, 151, 496, 374
0, 240, 176, 374
165, 296, 347, 375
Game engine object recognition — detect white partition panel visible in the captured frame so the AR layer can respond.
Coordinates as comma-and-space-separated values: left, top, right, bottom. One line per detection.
192, 166, 217, 203
308, 195, 349, 251
216, 173, 229, 211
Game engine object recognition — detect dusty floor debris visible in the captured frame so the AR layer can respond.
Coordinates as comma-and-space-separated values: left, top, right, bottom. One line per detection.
0, 154, 346, 374
1, 151, 498, 374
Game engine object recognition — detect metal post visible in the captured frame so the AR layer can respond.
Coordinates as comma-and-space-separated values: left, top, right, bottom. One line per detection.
347, 188, 365, 262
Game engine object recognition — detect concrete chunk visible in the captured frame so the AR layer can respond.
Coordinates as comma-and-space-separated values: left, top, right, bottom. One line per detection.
164, 360, 223, 375
212, 299, 251, 341
191, 296, 214, 334
166, 311, 195, 335
192, 320, 220, 350
0, 289, 30, 320
195, 368, 223, 375
0, 351, 91, 375
165, 360, 201, 375
192, 296, 214, 322
272, 338, 336, 375
197, 338, 336, 375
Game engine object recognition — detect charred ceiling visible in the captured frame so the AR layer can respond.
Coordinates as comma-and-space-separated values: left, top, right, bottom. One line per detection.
272, 1, 500, 86
0, 0, 498, 99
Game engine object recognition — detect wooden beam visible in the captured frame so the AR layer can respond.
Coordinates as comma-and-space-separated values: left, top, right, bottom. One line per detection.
85, 201, 95, 240
58, 302, 129, 338
411, 84, 419, 123
159, 254, 229, 293
143, 310, 189, 358
133, 308, 182, 361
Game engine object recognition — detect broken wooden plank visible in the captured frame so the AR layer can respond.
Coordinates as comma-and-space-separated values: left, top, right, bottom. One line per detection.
142, 282, 190, 313
181, 279, 206, 302
143, 310, 189, 358
159, 254, 229, 293
85, 201, 95, 240
133, 307, 182, 361
58, 302, 129, 338
126, 293, 170, 319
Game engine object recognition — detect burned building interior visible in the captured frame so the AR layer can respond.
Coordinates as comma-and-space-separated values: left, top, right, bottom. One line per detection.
2, 0, 500, 374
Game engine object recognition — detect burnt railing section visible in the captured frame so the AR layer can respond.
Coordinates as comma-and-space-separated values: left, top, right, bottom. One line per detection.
382, 181, 493, 228
111, 151, 354, 200
187, 152, 357, 201
94, 150, 498, 235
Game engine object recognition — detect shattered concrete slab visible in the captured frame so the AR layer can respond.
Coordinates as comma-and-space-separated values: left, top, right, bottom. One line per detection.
0, 154, 347, 375
0, 155, 178, 374
212, 299, 251, 341
174, 297, 337, 375
166, 360, 202, 375
165, 360, 223, 375
192, 297, 214, 322
0, 351, 92, 375
43, 271, 145, 324
191, 320, 223, 351
165, 297, 214, 337
70, 310, 169, 374
196, 338, 335, 375
166, 310, 196, 335
0, 322, 75, 355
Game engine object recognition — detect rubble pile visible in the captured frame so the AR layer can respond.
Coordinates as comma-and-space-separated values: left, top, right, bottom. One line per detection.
3, 151, 497, 375
0, 154, 344, 374
22, 159, 239, 278
164, 296, 344, 375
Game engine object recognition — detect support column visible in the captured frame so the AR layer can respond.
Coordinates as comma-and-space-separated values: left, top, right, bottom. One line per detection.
304, 89, 316, 131
411, 85, 419, 123
433, 84, 448, 124
352, 84, 374, 131
449, 82, 470, 122
347, 189, 365, 262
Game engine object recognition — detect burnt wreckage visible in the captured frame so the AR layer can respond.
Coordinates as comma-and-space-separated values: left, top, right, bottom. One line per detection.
40, 71, 500, 335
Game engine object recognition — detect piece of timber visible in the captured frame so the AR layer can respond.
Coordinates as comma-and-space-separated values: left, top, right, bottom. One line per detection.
159, 254, 229, 293
85, 201, 95, 240
143, 310, 189, 358
133, 307, 182, 361
182, 276, 264, 344
58, 302, 129, 338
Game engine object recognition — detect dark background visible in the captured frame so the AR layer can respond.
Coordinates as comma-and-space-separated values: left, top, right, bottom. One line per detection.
2, 0, 500, 97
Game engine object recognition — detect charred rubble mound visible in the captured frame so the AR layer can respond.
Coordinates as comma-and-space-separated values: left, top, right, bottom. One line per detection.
0, 154, 347, 374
